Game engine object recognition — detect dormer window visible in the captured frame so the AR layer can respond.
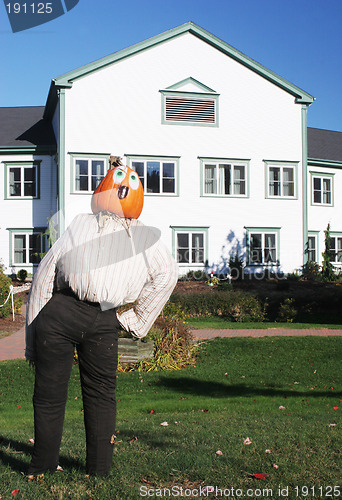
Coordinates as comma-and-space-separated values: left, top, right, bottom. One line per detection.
161, 77, 219, 127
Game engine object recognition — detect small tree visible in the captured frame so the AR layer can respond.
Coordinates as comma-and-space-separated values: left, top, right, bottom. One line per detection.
321, 223, 336, 281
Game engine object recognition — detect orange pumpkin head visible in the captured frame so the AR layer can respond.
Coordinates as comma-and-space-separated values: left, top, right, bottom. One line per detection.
91, 165, 144, 219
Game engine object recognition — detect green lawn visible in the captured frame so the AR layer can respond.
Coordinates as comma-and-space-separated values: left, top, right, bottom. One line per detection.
0, 337, 341, 499
186, 317, 342, 330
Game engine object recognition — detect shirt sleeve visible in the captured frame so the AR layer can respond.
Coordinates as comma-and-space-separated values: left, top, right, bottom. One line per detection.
117, 240, 178, 338
25, 229, 66, 361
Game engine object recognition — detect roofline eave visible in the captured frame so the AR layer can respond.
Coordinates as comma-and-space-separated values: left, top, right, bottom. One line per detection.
48, 21, 314, 105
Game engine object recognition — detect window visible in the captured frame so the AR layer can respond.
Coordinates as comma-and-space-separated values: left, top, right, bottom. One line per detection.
311, 173, 333, 205
5, 162, 40, 199
265, 162, 297, 198
10, 230, 45, 266
73, 158, 106, 192
201, 159, 248, 196
171, 227, 208, 265
307, 235, 317, 262
330, 235, 342, 264
128, 157, 178, 195
246, 228, 280, 265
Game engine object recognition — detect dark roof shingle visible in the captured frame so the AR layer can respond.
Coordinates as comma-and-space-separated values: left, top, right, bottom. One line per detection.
308, 127, 342, 163
0, 106, 56, 149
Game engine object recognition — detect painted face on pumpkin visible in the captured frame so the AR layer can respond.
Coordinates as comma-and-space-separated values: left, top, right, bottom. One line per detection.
91, 165, 144, 219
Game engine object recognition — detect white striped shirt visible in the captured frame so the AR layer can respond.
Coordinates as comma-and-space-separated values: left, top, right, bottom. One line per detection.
25, 212, 178, 360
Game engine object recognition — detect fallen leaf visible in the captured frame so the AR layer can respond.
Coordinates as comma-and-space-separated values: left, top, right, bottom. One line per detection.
265, 449, 271, 453
333, 406, 339, 410
243, 437, 252, 445
272, 464, 279, 469
11, 490, 20, 496
253, 473, 269, 480
110, 435, 116, 444
174, 421, 179, 425
130, 436, 138, 443
160, 421, 169, 427
28, 438, 34, 444
57, 465, 63, 471
279, 405, 286, 410
224, 373, 228, 376
149, 410, 155, 414
215, 450, 223, 455
329, 423, 337, 427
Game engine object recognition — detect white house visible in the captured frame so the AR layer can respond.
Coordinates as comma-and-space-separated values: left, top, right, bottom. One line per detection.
1, 22, 341, 277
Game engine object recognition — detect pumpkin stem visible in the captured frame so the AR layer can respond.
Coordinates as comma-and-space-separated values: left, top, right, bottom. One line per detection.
110, 156, 123, 168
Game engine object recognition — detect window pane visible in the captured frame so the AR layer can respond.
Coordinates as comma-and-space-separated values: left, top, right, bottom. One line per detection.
308, 236, 316, 262
14, 235, 26, 264
250, 234, 262, 263
313, 177, 321, 203
132, 162, 145, 189
177, 233, 189, 263
29, 234, 41, 264
24, 168, 36, 197
337, 238, 342, 263
264, 234, 276, 263
218, 164, 231, 195
283, 167, 294, 196
147, 161, 160, 193
163, 179, 175, 193
91, 160, 105, 190
9, 168, 21, 196
163, 163, 174, 178
269, 167, 280, 196
204, 165, 216, 194
323, 178, 331, 204
75, 160, 89, 191
192, 233, 204, 263
234, 165, 245, 195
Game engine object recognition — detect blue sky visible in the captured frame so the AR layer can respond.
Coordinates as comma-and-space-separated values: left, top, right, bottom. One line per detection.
1, 0, 342, 131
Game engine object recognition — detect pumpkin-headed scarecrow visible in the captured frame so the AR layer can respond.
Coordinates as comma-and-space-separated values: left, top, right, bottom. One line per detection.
25, 156, 178, 478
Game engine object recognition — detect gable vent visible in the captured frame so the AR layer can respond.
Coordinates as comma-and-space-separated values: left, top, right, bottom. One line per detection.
165, 96, 216, 124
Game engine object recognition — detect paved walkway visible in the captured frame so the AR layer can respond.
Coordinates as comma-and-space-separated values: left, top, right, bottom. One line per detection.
1, 305, 341, 361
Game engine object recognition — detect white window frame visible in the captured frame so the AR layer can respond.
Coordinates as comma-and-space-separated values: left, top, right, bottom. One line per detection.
200, 158, 248, 197
265, 161, 297, 199
5, 161, 40, 199
246, 227, 280, 266
71, 156, 107, 194
10, 230, 45, 267
311, 173, 334, 206
128, 156, 179, 196
307, 233, 319, 262
171, 226, 208, 266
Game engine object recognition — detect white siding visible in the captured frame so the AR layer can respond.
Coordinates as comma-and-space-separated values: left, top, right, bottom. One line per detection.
62, 33, 304, 273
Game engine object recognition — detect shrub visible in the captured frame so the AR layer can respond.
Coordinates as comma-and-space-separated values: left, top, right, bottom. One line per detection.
169, 290, 265, 322
277, 297, 297, 323
132, 316, 197, 372
302, 260, 321, 281
17, 269, 28, 282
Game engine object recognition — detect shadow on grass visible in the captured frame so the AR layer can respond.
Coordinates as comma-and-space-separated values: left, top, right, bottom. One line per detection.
156, 377, 342, 399
0, 436, 82, 474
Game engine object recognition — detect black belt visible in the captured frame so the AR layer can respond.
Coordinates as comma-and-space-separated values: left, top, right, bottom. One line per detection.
57, 288, 101, 307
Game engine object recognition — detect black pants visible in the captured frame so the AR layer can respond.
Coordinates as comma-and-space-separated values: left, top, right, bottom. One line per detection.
28, 290, 119, 476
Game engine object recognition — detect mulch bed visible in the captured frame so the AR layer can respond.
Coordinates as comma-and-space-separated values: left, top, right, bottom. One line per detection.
0, 288, 29, 339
